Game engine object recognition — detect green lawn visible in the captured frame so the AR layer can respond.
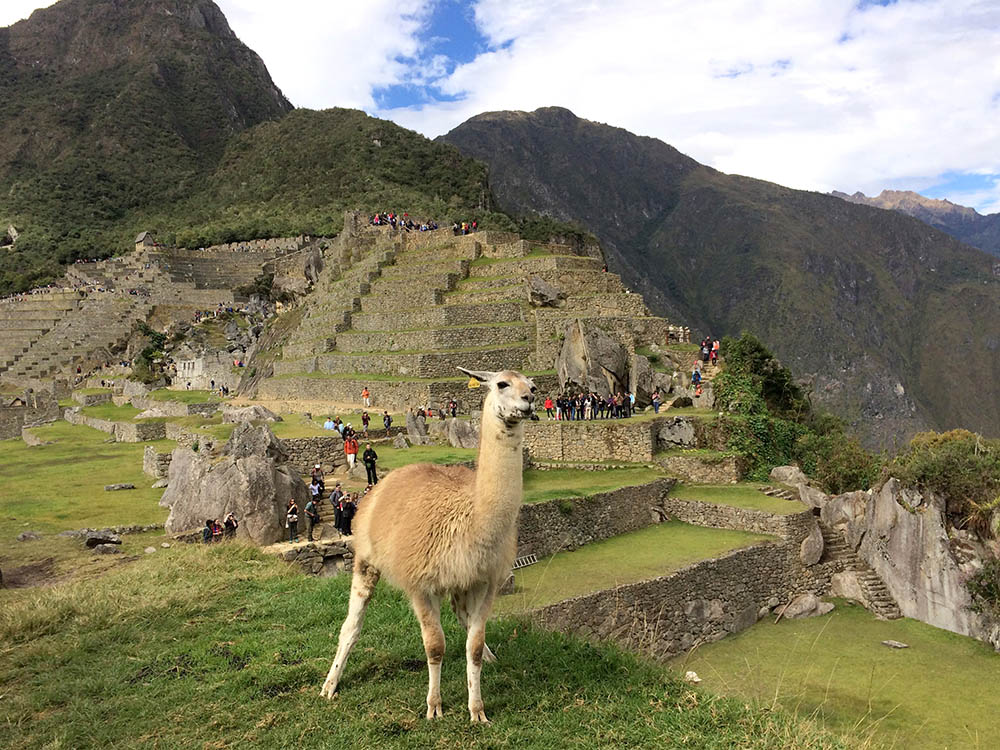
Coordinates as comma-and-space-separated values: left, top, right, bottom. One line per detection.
73, 387, 112, 396
523, 467, 665, 503
0, 544, 848, 749
377, 444, 478, 471
0, 422, 169, 540
79, 402, 142, 421
668, 482, 803, 515
498, 522, 773, 613
675, 601, 1000, 750
148, 388, 220, 403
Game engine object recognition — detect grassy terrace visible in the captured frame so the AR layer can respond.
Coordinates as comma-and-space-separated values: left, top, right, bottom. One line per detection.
79, 402, 144, 421
0, 544, 849, 749
147, 388, 220, 403
668, 482, 803, 515
523, 467, 665, 503
497, 522, 773, 613
0, 422, 169, 540
677, 601, 1000, 750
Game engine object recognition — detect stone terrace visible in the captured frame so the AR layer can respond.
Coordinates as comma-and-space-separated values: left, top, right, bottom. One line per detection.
259, 225, 670, 412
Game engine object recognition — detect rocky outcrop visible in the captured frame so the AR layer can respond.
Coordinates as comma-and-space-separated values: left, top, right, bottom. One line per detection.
406, 411, 429, 445
527, 275, 567, 308
160, 424, 308, 545
221, 404, 282, 423
428, 417, 479, 450
556, 319, 629, 395
655, 417, 696, 448
770, 465, 808, 486
799, 520, 824, 565
781, 592, 834, 619
855, 478, 995, 646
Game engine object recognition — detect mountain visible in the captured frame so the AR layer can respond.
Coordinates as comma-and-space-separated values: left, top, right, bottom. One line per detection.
0, 0, 292, 290
440, 107, 1000, 444
831, 190, 1000, 258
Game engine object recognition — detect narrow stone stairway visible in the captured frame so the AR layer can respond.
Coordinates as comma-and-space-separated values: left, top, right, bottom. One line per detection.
820, 524, 901, 620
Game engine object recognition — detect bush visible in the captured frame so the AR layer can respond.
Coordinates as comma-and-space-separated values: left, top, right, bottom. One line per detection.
967, 558, 1000, 620
721, 332, 808, 418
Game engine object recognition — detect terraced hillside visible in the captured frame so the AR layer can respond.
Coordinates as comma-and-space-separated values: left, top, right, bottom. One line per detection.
257, 223, 669, 411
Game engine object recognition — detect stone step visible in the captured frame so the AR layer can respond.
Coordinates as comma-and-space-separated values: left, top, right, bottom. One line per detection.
350, 302, 524, 332
379, 259, 470, 279
360, 289, 442, 312
443, 286, 525, 306
468, 255, 602, 277
368, 273, 460, 294
281, 343, 534, 379
332, 323, 531, 353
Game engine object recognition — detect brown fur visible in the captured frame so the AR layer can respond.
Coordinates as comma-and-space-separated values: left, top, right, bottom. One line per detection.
320, 369, 535, 723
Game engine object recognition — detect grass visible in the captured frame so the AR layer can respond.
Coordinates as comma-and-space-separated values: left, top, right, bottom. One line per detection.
0, 422, 168, 541
668, 482, 803, 515
522, 467, 665, 503
0, 543, 849, 749
73, 387, 112, 396
148, 388, 220, 404
675, 600, 1000, 750
377, 444, 478, 471
79, 402, 142, 421
497, 522, 773, 613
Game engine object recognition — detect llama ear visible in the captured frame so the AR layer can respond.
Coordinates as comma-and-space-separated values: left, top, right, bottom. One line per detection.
458, 367, 495, 383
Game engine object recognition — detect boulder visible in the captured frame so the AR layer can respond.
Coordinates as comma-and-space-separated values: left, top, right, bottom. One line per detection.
160, 424, 308, 545
135, 407, 172, 419
667, 395, 693, 410
526, 275, 567, 308
556, 319, 629, 395
820, 490, 869, 550
144, 546, 157, 555
221, 405, 282, 424
224, 319, 241, 341
881, 640, 909, 649
797, 483, 828, 509
799, 520, 824, 565
85, 531, 122, 548
781, 593, 834, 619
444, 418, 479, 450
406, 411, 429, 445
224, 421, 287, 461
104, 483, 135, 491
151, 479, 169, 489
630, 354, 654, 408
830, 571, 866, 603
392, 433, 409, 449
655, 417, 696, 448
93, 544, 121, 555
770, 465, 808, 486
856, 478, 992, 645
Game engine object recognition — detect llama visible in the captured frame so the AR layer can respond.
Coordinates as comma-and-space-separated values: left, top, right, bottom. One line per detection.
320, 367, 536, 723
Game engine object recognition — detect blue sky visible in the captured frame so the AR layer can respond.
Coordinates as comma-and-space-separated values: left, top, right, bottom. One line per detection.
4, 0, 1000, 214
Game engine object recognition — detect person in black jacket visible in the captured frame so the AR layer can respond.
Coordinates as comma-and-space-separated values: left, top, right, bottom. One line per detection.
362, 443, 379, 485
341, 494, 357, 536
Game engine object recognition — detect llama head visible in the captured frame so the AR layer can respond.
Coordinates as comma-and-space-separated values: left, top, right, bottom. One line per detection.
459, 368, 536, 423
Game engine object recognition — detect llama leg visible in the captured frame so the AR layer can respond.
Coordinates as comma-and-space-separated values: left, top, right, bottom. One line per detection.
450, 592, 496, 663
463, 582, 496, 723
412, 592, 446, 719
320, 560, 380, 699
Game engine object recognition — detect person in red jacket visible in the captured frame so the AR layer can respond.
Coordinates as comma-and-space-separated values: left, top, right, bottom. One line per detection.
344, 434, 359, 468
544, 396, 554, 420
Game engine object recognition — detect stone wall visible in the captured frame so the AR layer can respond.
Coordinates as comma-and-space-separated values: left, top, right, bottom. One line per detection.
517, 479, 676, 558
333, 323, 530, 353
659, 455, 746, 483
524, 419, 657, 463
130, 396, 219, 417
530, 541, 842, 660
350, 302, 524, 332
72, 391, 112, 406
661, 497, 813, 539
0, 396, 61, 440
143, 445, 172, 478
278, 346, 533, 379
280, 436, 348, 474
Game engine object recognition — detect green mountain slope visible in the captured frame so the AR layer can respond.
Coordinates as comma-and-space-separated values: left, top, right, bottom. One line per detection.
0, 0, 292, 289
440, 107, 1000, 444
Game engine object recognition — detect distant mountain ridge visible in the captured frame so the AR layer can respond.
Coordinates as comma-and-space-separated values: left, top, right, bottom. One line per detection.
440, 107, 1000, 444
831, 190, 1000, 258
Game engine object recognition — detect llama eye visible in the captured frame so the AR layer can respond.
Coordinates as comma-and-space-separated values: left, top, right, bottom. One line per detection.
497, 381, 509, 389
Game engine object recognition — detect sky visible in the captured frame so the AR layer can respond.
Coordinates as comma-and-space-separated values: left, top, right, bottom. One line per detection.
4, 0, 1000, 214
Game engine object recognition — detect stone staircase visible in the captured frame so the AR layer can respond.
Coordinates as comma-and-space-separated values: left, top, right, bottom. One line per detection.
820, 524, 902, 620
259, 226, 670, 412
1, 295, 153, 384
0, 291, 85, 373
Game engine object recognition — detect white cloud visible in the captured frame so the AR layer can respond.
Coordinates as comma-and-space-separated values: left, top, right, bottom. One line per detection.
0, 1, 58, 26
4, 0, 1000, 213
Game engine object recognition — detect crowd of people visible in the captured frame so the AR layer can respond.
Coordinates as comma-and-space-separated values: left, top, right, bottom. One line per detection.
541, 391, 638, 420
369, 212, 440, 232
201, 513, 239, 543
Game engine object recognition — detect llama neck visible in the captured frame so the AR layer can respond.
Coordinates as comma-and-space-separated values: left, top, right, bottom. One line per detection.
473, 406, 524, 520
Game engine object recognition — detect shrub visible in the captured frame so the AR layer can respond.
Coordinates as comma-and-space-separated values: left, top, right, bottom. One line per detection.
967, 558, 1000, 620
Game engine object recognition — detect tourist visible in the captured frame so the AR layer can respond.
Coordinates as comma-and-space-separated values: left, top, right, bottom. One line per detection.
344, 433, 359, 468
448, 398, 457, 418
202, 519, 214, 544
309, 476, 322, 507
651, 390, 661, 413
323, 416, 336, 430
305, 496, 321, 542
692, 368, 702, 386
544, 396, 554, 419
310, 463, 325, 490
382, 411, 392, 431
341, 494, 357, 536
361, 411, 370, 437
211, 519, 224, 542
361, 386, 371, 408
286, 499, 299, 543
223, 513, 239, 539
363, 443, 379, 485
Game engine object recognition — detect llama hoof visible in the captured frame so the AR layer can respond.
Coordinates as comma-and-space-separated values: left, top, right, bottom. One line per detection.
469, 709, 491, 724
483, 644, 497, 663
426, 701, 444, 719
